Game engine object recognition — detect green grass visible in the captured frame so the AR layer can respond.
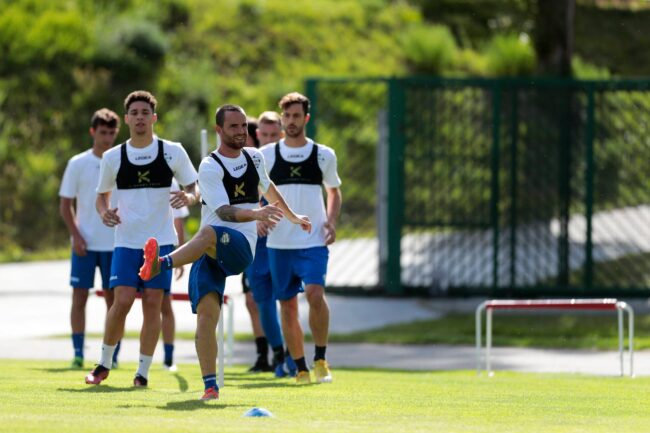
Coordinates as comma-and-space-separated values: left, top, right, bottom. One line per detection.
67, 311, 650, 350
330, 312, 647, 349
0, 360, 649, 432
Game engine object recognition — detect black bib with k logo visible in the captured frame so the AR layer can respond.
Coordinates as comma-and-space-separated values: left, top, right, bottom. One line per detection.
209, 150, 260, 205
269, 142, 323, 186
116, 140, 174, 190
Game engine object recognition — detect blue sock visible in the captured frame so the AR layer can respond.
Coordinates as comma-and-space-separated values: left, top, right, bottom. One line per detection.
113, 340, 121, 363
160, 255, 173, 271
72, 333, 84, 358
257, 299, 283, 348
202, 374, 217, 391
164, 343, 174, 366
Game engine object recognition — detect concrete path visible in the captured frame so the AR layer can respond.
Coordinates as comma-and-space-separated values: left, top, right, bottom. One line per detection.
1, 260, 649, 377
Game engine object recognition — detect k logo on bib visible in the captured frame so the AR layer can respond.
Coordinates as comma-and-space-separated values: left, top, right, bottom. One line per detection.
233, 182, 245, 198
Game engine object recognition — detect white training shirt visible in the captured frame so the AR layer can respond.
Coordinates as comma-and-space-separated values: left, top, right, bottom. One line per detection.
199, 147, 271, 255
171, 178, 190, 219
59, 149, 115, 251
96, 137, 198, 249
260, 139, 341, 249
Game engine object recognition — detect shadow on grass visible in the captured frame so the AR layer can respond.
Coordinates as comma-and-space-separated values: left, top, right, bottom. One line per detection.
117, 404, 149, 409
157, 400, 248, 411
223, 376, 278, 383
172, 373, 189, 392
35, 367, 85, 373
58, 385, 140, 393
235, 381, 305, 389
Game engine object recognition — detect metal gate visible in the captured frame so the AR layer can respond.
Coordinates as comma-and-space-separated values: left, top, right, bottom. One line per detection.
307, 77, 650, 297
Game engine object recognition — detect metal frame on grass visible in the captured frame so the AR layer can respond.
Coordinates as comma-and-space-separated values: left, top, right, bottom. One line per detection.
475, 298, 634, 377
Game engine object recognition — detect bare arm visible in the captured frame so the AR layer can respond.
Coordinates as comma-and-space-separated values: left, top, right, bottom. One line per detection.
170, 181, 200, 208
96, 191, 120, 227
216, 205, 262, 223
261, 182, 311, 231
216, 186, 311, 233
324, 187, 342, 245
59, 197, 86, 256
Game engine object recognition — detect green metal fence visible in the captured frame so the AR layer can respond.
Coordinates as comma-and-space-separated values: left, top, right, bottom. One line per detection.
306, 77, 650, 297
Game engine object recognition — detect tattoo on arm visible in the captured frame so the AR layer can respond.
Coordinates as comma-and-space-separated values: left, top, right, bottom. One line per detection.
216, 205, 239, 222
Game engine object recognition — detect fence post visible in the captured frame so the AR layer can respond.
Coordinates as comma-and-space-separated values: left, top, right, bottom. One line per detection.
509, 88, 519, 288
491, 82, 502, 292
584, 85, 595, 291
305, 78, 318, 139
386, 78, 405, 295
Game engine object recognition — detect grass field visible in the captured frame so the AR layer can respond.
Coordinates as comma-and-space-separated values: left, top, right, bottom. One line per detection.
73, 311, 650, 349
0, 360, 649, 433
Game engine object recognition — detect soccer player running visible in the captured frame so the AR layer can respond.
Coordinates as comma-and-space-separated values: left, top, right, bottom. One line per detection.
85, 90, 199, 387
260, 92, 342, 384
59, 108, 121, 369
138, 104, 311, 401
244, 111, 297, 377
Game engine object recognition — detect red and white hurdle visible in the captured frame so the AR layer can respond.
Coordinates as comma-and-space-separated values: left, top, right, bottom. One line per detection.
475, 299, 634, 377
96, 290, 234, 387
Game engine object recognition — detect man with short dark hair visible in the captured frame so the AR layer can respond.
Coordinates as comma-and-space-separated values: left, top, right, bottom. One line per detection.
138, 104, 311, 400
261, 92, 342, 384
84, 90, 199, 388
59, 108, 121, 369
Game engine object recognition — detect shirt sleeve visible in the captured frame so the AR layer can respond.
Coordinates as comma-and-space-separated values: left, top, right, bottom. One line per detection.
172, 206, 190, 219
59, 158, 78, 198
318, 146, 342, 188
198, 158, 231, 214
259, 144, 275, 172
169, 143, 199, 187
249, 148, 271, 193
96, 152, 117, 193
170, 178, 190, 218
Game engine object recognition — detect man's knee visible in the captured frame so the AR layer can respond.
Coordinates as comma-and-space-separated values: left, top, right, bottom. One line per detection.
280, 298, 299, 322
197, 293, 221, 324
245, 292, 257, 311
72, 289, 89, 305
197, 226, 216, 249
161, 297, 173, 316
142, 292, 163, 313
305, 284, 325, 305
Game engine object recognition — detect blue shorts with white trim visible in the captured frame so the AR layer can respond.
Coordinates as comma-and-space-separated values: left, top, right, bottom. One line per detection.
267, 246, 329, 301
188, 226, 253, 314
70, 250, 113, 289
110, 245, 175, 292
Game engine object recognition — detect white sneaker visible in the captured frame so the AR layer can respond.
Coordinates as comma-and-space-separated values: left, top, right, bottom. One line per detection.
163, 363, 178, 372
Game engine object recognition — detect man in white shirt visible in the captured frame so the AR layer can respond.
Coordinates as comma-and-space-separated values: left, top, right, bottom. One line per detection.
260, 92, 342, 384
85, 91, 199, 388
243, 111, 297, 377
59, 108, 120, 369
138, 104, 311, 401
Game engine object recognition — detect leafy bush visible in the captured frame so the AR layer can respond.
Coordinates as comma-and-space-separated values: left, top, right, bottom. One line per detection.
401, 24, 458, 75
485, 33, 536, 76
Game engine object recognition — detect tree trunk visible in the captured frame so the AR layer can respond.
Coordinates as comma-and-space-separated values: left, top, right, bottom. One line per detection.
535, 0, 576, 76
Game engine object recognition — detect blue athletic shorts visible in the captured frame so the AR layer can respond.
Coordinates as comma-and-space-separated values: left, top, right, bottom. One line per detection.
109, 244, 175, 292
267, 246, 329, 301
188, 226, 253, 314
70, 250, 113, 289
243, 236, 274, 303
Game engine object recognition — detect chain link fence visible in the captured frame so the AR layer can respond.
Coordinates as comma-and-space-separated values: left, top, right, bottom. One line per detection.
307, 77, 650, 297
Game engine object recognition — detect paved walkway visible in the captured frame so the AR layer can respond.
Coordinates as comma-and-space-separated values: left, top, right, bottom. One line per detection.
1, 260, 649, 376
